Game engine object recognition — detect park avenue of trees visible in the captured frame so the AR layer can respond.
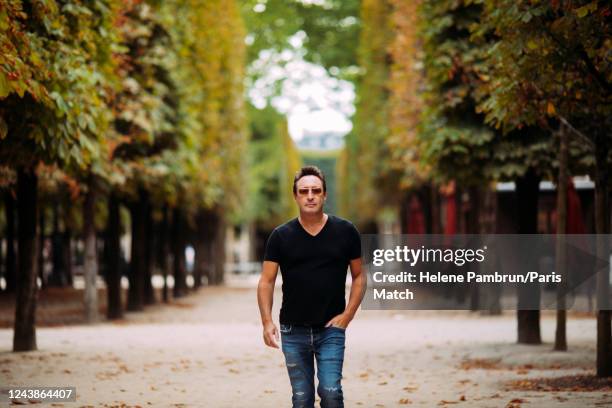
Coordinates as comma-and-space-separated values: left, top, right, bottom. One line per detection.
0, 0, 610, 389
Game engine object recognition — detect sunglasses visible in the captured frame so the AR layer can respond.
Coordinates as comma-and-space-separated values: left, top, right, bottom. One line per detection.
297, 187, 324, 196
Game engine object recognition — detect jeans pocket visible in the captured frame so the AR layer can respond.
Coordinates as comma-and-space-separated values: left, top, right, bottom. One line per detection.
280, 324, 292, 334
330, 325, 346, 332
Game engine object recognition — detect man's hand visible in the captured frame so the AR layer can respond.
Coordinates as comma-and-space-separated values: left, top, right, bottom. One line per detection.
263, 321, 280, 348
325, 258, 364, 330
324, 258, 364, 330
258, 261, 280, 349
325, 312, 353, 330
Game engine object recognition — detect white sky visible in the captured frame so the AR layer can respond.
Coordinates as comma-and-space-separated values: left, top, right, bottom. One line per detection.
247, 32, 355, 141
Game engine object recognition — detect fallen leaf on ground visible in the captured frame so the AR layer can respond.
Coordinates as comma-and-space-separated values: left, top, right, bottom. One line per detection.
505, 398, 526, 408
459, 358, 502, 370
507, 375, 612, 392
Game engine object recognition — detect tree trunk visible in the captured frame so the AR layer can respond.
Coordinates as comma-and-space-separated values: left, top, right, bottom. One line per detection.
211, 211, 226, 285
128, 192, 146, 311
554, 126, 568, 351
467, 186, 480, 312
430, 184, 441, 235
452, 186, 467, 304
37, 205, 45, 289
594, 139, 611, 377
516, 167, 542, 344
172, 207, 187, 298
82, 179, 99, 323
456, 186, 465, 234
143, 197, 155, 305
105, 193, 123, 319
4, 191, 17, 293
247, 222, 257, 262
0, 206, 2, 288
49, 203, 66, 286
63, 225, 73, 286
13, 168, 38, 351
198, 209, 219, 284
479, 186, 501, 315
194, 210, 213, 289
158, 205, 170, 303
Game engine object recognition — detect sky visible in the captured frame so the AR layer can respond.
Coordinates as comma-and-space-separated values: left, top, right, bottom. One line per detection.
247, 32, 355, 142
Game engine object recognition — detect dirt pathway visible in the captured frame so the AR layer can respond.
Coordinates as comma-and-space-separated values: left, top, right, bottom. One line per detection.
1, 282, 610, 407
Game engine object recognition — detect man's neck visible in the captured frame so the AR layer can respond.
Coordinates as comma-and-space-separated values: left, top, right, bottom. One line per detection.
298, 211, 327, 227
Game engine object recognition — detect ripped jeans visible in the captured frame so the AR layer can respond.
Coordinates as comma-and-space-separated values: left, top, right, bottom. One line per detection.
280, 323, 345, 408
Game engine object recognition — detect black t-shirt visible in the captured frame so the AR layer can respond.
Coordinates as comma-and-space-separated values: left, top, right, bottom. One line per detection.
264, 214, 361, 325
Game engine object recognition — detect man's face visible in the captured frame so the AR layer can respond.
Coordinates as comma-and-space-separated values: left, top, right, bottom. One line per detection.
294, 175, 326, 215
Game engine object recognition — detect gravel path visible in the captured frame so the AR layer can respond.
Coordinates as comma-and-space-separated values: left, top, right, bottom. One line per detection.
0, 282, 610, 407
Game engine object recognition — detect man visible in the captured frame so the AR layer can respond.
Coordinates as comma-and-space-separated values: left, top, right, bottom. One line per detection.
257, 165, 365, 408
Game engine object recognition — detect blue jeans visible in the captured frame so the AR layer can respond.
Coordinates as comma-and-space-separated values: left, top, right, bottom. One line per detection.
280, 324, 345, 408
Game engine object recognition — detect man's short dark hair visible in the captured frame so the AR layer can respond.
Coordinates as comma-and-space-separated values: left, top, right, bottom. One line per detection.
293, 165, 326, 195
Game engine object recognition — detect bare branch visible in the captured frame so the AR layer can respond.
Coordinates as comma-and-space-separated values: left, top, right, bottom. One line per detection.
557, 115, 595, 150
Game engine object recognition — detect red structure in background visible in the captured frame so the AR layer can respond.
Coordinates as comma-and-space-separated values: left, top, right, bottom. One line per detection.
551, 179, 587, 234
402, 182, 457, 235
407, 195, 426, 234
398, 178, 593, 237
442, 182, 457, 235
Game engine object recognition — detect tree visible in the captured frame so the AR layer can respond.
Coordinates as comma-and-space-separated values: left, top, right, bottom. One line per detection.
387, 0, 426, 192
246, 104, 301, 231
478, 0, 611, 375
164, 0, 248, 285
418, 0, 496, 188
2, 0, 249, 341
3, 188, 16, 293
110, 0, 179, 309
1, 0, 120, 349
340, 0, 396, 228
104, 192, 122, 319
241, 0, 360, 74
554, 125, 569, 351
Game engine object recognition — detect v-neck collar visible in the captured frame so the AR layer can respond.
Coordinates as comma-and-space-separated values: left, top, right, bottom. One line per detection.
297, 214, 330, 238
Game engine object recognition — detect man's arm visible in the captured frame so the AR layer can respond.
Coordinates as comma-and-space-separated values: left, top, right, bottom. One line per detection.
257, 260, 280, 348
325, 257, 365, 329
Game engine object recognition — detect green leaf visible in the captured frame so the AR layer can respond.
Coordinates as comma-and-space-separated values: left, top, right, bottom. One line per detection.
0, 72, 11, 98
575, 6, 589, 18
0, 8, 8, 31
15, 82, 25, 97
521, 12, 533, 23
77, 114, 87, 130
575, 2, 597, 18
